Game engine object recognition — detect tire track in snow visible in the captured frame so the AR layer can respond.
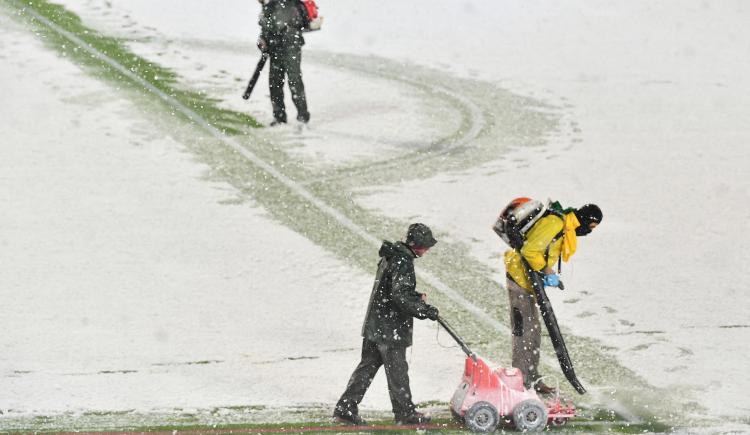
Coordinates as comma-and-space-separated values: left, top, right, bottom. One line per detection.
297, 52, 486, 186
13, 2, 640, 425
127, 37, 486, 180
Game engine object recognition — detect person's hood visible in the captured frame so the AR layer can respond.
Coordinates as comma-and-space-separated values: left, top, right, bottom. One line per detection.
573, 204, 603, 236
379, 241, 416, 260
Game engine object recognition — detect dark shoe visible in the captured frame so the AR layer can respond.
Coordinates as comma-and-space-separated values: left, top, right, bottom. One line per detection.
332, 408, 367, 426
269, 119, 287, 127
396, 411, 431, 425
534, 381, 557, 395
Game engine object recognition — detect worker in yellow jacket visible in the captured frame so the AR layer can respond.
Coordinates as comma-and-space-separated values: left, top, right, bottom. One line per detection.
504, 203, 602, 394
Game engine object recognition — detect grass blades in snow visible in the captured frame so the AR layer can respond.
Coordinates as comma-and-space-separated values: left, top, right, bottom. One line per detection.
0, 408, 671, 434
4, 0, 261, 133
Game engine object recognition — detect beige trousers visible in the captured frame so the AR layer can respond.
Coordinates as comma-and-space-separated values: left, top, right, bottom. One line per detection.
507, 278, 541, 387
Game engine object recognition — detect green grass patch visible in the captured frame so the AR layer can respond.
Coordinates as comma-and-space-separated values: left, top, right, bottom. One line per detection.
6, 0, 261, 132
0, 415, 673, 434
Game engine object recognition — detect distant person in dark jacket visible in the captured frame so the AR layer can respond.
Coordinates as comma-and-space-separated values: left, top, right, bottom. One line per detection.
333, 223, 440, 426
257, 0, 310, 125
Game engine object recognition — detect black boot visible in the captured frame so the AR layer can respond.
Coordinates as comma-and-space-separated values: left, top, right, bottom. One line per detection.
395, 411, 431, 425
333, 405, 367, 426
534, 381, 557, 395
296, 111, 310, 124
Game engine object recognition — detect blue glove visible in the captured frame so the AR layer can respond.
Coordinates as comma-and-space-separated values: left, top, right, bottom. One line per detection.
543, 274, 560, 288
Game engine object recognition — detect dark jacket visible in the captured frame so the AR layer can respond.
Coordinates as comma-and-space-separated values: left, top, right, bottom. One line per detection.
361, 241, 433, 347
259, 0, 305, 50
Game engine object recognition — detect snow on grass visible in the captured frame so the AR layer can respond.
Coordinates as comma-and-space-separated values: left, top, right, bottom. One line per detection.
2, 0, 749, 432
0, 8, 461, 418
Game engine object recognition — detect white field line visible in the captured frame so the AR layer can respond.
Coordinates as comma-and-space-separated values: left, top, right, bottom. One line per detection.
18, 3, 638, 423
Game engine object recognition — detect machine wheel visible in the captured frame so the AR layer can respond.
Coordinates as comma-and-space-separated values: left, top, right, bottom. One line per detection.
550, 417, 568, 427
512, 399, 548, 432
465, 401, 499, 433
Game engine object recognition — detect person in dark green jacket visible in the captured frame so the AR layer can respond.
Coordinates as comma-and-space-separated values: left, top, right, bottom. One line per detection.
257, 0, 310, 125
333, 224, 440, 426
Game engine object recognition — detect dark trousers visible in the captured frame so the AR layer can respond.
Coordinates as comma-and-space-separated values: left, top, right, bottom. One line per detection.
336, 338, 416, 418
508, 278, 541, 387
269, 45, 309, 123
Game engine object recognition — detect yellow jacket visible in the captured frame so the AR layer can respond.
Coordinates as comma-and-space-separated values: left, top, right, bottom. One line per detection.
504, 212, 580, 293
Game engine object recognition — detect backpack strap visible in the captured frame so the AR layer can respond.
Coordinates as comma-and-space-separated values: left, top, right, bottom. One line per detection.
539, 206, 566, 274
544, 229, 565, 274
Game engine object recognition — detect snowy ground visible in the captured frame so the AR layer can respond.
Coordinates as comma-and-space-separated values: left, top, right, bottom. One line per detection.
0, 6, 461, 415
1, 0, 749, 433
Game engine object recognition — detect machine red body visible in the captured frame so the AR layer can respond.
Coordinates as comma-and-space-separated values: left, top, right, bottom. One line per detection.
439, 317, 576, 432
449, 355, 576, 432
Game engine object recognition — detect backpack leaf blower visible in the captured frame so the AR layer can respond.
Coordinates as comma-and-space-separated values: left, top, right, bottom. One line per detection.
242, 52, 268, 100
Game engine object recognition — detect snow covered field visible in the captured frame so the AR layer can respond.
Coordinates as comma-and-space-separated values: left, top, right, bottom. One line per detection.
1, 0, 749, 432
0, 3, 461, 416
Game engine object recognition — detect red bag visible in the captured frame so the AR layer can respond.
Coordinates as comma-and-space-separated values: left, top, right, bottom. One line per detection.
302, 0, 318, 20
299, 0, 322, 31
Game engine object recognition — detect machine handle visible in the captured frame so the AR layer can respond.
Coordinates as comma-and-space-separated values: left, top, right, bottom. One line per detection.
437, 316, 477, 362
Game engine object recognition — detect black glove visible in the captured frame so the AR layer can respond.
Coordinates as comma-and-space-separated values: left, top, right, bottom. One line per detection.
425, 306, 439, 321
